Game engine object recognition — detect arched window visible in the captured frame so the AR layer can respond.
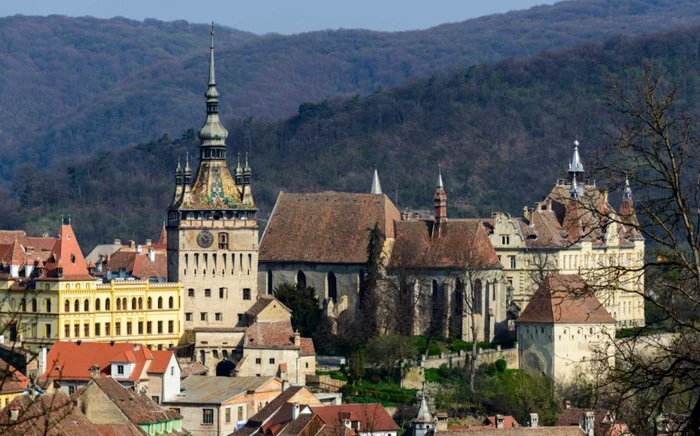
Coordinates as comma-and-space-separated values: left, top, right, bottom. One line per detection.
45, 299, 51, 313
122, 298, 127, 310
31, 298, 37, 313
64, 300, 70, 313
105, 298, 111, 311
74, 299, 79, 312
296, 271, 306, 288
9, 299, 15, 310
84, 299, 89, 312
431, 281, 441, 324
168, 296, 174, 309
158, 297, 163, 309
473, 280, 483, 315
327, 272, 337, 303
116, 299, 121, 311
148, 297, 152, 309
95, 298, 101, 311
267, 269, 273, 294
131, 298, 137, 310
138, 298, 143, 310
19, 298, 26, 312
455, 278, 465, 314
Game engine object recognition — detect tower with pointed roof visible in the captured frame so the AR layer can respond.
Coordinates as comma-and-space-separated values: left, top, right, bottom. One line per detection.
371, 169, 383, 195
433, 166, 447, 236
166, 24, 259, 366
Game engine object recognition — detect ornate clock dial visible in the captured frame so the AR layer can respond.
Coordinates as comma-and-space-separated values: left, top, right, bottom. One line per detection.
197, 230, 214, 248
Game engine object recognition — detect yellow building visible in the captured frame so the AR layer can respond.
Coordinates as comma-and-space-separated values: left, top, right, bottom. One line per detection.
0, 221, 183, 353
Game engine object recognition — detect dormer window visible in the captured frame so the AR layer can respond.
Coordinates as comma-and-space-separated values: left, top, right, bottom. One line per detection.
117, 365, 124, 375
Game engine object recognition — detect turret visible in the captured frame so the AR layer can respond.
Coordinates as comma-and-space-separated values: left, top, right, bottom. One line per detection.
243, 153, 252, 185
433, 166, 447, 234
172, 156, 184, 204
371, 168, 382, 195
242, 153, 255, 206
412, 388, 435, 436
235, 153, 244, 185
567, 140, 585, 184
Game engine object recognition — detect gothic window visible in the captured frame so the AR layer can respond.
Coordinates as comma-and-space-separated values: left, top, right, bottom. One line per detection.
84, 299, 89, 312
327, 272, 337, 303
74, 299, 79, 312
267, 270, 273, 295
158, 297, 163, 309
19, 298, 26, 312
474, 280, 483, 315
64, 299, 70, 313
455, 279, 465, 314
296, 271, 306, 288
95, 298, 101, 311
218, 233, 229, 250
105, 298, 111, 310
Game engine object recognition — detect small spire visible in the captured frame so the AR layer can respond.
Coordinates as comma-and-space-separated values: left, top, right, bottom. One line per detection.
371, 168, 383, 195
437, 164, 444, 188
570, 173, 582, 199
416, 386, 433, 423
236, 153, 243, 175
184, 152, 192, 174
176, 155, 183, 175
568, 139, 585, 176
244, 152, 251, 173
623, 176, 633, 200
208, 22, 216, 87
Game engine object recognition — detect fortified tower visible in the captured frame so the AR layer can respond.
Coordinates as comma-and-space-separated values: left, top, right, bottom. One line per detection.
167, 25, 259, 356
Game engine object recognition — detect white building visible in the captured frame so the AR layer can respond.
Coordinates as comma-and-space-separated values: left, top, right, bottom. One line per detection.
516, 274, 616, 381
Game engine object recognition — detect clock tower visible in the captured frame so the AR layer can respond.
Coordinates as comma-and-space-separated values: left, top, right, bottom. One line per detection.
167, 24, 259, 340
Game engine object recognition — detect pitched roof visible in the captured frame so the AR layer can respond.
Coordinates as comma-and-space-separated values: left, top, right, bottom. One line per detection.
40, 342, 154, 383
0, 392, 101, 436
236, 386, 306, 435
278, 413, 318, 436
259, 192, 401, 264
170, 375, 275, 404
516, 274, 615, 324
389, 219, 500, 270
42, 223, 92, 280
556, 408, 629, 436
300, 338, 316, 356
439, 428, 584, 435
106, 250, 167, 280
310, 404, 399, 431
246, 295, 291, 318
0, 358, 30, 393
245, 321, 296, 349
93, 377, 181, 424
178, 360, 208, 378
147, 350, 175, 374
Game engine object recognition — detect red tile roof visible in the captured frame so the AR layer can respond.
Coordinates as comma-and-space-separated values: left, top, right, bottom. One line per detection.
40, 342, 154, 383
390, 219, 500, 270
106, 250, 167, 280
42, 223, 92, 280
443, 428, 584, 435
300, 338, 316, 356
147, 350, 175, 374
260, 193, 401, 264
0, 392, 101, 436
0, 358, 30, 394
92, 377, 181, 425
516, 274, 616, 324
310, 404, 399, 432
245, 321, 296, 349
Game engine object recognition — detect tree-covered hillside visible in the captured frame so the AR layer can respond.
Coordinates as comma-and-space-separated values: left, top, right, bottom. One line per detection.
6, 24, 700, 249
4, 0, 700, 178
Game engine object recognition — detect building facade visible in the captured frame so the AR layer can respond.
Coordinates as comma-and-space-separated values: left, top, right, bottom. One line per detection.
487, 141, 645, 327
166, 26, 259, 367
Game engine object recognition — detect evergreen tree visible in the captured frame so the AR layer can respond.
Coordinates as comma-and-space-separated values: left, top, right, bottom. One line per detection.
274, 282, 323, 338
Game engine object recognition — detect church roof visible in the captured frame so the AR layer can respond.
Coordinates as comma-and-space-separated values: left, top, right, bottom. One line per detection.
389, 219, 501, 270
516, 274, 615, 324
259, 192, 401, 264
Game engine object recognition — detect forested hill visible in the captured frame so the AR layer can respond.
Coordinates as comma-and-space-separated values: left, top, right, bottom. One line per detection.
4, 0, 700, 178
7, 24, 700, 249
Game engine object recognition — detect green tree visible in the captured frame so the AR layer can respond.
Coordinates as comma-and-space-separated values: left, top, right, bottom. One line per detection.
349, 348, 366, 383
365, 335, 415, 372
274, 282, 322, 337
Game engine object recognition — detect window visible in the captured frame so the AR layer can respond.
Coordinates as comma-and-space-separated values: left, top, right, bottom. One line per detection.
138, 298, 143, 310
151, 396, 160, 405
117, 299, 121, 311
327, 272, 337, 302
204, 289, 211, 297
201, 313, 207, 322
243, 288, 251, 300
64, 300, 70, 313
509, 256, 516, 269
267, 269, 273, 294
74, 299, 80, 312
45, 324, 51, 338
218, 232, 229, 250
147, 322, 152, 334
501, 235, 510, 245
474, 280, 483, 315
255, 358, 261, 364
64, 324, 70, 338
158, 321, 163, 334
238, 406, 244, 422
105, 322, 111, 335
117, 365, 124, 375
297, 271, 306, 288
185, 313, 192, 322
269, 358, 275, 364
69, 386, 75, 395
168, 296, 174, 309
31, 299, 37, 312
148, 297, 152, 309
223, 350, 229, 359
213, 350, 219, 359
138, 321, 144, 334
215, 313, 222, 321
237, 314, 243, 322
115, 322, 121, 336
74, 324, 80, 338
202, 409, 214, 425
105, 298, 111, 310
45, 299, 51, 313
168, 320, 174, 333
219, 288, 226, 299
131, 298, 137, 310
188, 289, 194, 297
95, 298, 101, 311
127, 322, 132, 335
95, 323, 101, 336
158, 297, 163, 309
122, 298, 127, 310
305, 362, 309, 368
84, 324, 89, 337
170, 366, 174, 376
226, 408, 231, 424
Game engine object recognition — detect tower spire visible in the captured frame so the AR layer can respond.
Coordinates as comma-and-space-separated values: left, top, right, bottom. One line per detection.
623, 176, 632, 200
433, 165, 447, 230
208, 22, 216, 87
567, 140, 585, 183
198, 21, 228, 154
371, 168, 383, 194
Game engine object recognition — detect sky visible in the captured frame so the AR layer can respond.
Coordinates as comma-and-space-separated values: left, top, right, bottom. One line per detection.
0, 0, 560, 35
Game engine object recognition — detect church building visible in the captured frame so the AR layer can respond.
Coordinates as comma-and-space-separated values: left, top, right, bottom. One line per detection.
167, 26, 259, 370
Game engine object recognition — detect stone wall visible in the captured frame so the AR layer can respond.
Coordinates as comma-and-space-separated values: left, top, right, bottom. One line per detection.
420, 344, 519, 370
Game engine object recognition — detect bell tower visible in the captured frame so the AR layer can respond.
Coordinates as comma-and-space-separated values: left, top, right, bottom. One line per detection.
167, 24, 259, 353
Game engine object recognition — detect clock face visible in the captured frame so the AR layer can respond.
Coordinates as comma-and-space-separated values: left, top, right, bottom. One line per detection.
197, 230, 214, 248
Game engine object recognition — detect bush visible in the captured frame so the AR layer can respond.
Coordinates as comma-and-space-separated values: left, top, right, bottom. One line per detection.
495, 359, 507, 373
408, 336, 442, 356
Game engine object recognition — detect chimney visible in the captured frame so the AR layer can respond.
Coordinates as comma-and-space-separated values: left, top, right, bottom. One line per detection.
583, 411, 595, 436
401, 211, 410, 221
90, 364, 100, 379
148, 248, 156, 263
496, 415, 505, 429
292, 403, 300, 420
145, 239, 152, 246
129, 240, 135, 248
25, 264, 34, 278
114, 238, 121, 245
293, 331, 301, 347
9, 406, 20, 422
9, 264, 19, 278
529, 413, 538, 428
136, 244, 142, 254
565, 400, 571, 409
39, 347, 47, 376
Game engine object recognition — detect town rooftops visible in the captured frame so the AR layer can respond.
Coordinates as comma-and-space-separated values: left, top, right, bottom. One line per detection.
439, 428, 584, 435
91, 377, 181, 425
389, 219, 501, 270
147, 350, 177, 375
236, 386, 307, 435
260, 192, 401, 264
310, 404, 400, 432
516, 274, 616, 325
246, 294, 292, 318
0, 392, 101, 436
0, 357, 30, 394
40, 341, 154, 383
170, 375, 276, 405
42, 223, 92, 280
